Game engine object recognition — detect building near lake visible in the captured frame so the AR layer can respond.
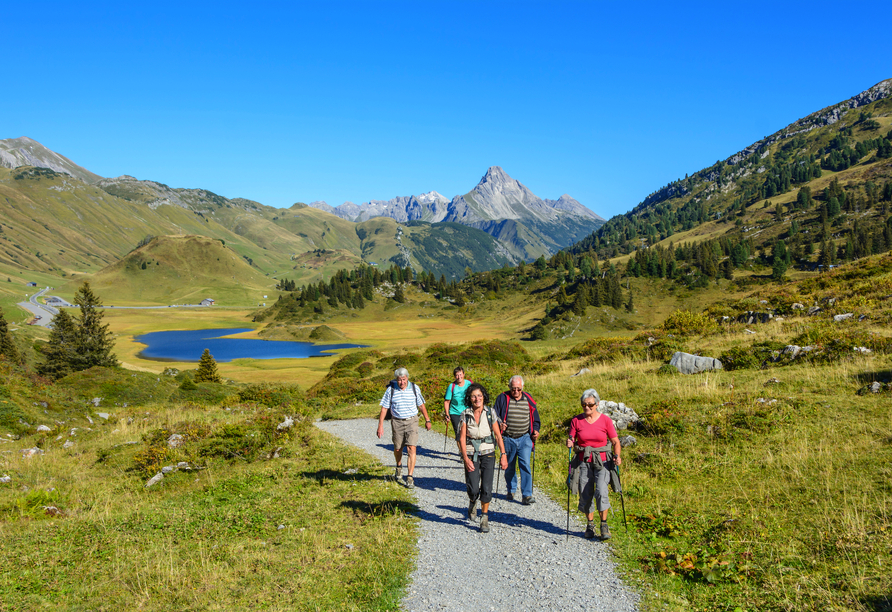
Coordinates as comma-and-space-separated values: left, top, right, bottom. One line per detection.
200, 298, 215, 306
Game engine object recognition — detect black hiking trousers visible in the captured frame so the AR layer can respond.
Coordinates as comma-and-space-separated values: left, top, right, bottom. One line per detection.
465, 453, 495, 504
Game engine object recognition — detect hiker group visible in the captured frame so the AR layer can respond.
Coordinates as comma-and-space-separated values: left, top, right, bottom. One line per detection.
376, 366, 623, 539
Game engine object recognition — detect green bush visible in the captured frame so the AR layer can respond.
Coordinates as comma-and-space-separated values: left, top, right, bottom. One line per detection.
659, 310, 719, 336
636, 399, 687, 435
236, 384, 304, 410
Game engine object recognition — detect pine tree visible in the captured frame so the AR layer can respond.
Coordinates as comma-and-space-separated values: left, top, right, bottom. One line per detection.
37, 308, 79, 379
625, 289, 634, 313
194, 349, 222, 383
530, 323, 547, 340
71, 281, 118, 371
772, 240, 789, 280
572, 288, 587, 315
0, 307, 20, 364
393, 284, 405, 303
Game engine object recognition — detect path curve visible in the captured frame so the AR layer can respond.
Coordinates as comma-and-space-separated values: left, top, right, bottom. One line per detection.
316, 418, 639, 612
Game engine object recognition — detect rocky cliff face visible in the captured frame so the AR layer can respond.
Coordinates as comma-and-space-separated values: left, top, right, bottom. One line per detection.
0, 136, 103, 184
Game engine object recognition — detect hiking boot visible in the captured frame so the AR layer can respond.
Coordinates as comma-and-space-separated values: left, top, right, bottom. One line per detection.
467, 499, 477, 521
406, 475, 414, 489
600, 521, 611, 540
479, 514, 490, 533
522, 496, 535, 505
584, 523, 596, 539
393, 468, 405, 485
505, 493, 514, 502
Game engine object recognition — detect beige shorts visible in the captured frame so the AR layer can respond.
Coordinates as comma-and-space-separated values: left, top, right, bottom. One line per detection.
391, 415, 419, 449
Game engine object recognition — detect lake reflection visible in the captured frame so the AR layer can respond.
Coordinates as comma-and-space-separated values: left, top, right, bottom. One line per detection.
135, 328, 364, 362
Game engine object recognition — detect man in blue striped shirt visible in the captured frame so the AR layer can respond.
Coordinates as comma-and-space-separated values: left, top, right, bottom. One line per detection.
377, 368, 433, 488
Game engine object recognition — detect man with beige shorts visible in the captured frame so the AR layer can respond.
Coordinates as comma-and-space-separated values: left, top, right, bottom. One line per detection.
377, 368, 432, 488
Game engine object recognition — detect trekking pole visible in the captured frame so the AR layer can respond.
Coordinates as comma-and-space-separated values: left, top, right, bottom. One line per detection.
616, 464, 628, 533
566, 447, 572, 541
531, 443, 535, 490
443, 415, 449, 453
494, 454, 502, 512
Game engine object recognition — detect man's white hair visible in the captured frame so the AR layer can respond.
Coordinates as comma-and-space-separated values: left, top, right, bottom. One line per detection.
394, 367, 409, 378
509, 375, 524, 388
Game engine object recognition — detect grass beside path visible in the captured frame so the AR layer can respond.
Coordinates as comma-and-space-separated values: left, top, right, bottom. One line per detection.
0, 402, 416, 611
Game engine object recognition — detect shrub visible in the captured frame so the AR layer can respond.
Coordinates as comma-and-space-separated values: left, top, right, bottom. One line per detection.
659, 310, 719, 336
636, 399, 687, 435
237, 384, 304, 410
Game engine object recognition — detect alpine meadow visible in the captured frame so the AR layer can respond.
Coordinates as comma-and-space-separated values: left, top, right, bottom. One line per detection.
1, 77, 892, 612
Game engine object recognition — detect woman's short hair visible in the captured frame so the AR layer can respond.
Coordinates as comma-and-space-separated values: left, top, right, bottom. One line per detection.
580, 388, 600, 406
465, 382, 490, 407
394, 367, 409, 379
453, 365, 464, 376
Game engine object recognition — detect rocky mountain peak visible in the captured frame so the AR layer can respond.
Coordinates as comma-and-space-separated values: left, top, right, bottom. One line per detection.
0, 136, 103, 184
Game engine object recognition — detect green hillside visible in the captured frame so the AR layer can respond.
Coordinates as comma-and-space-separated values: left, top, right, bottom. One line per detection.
572, 80, 892, 275
85, 235, 276, 306
0, 168, 523, 291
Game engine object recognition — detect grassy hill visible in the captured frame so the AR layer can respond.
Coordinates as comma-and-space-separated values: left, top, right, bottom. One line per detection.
572, 80, 892, 275
0, 167, 521, 294
85, 235, 276, 306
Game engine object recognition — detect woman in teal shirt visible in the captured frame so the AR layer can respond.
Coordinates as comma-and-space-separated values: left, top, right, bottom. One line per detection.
444, 366, 471, 440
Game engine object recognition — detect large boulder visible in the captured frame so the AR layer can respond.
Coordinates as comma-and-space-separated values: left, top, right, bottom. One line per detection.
669, 352, 723, 374
599, 400, 640, 430
736, 311, 773, 325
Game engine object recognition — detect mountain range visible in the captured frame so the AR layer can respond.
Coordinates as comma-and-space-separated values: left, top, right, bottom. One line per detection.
307, 166, 604, 260
0, 139, 601, 295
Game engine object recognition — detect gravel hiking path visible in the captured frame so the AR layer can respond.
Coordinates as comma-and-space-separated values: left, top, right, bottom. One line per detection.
316, 419, 639, 612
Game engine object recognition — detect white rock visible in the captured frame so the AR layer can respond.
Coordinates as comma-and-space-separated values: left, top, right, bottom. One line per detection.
63, 440, 74, 449
177, 461, 190, 470
167, 434, 184, 448
277, 416, 294, 431
0, 475, 11, 484
36, 425, 52, 433
21, 447, 45, 458
161, 466, 175, 474
96, 412, 110, 420
91, 398, 102, 407
145, 473, 164, 487
853, 346, 872, 354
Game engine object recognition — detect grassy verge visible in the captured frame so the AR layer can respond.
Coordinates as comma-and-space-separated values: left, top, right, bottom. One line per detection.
0, 396, 416, 611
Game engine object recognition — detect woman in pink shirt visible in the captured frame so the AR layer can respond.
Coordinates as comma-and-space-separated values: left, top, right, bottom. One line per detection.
567, 388, 622, 540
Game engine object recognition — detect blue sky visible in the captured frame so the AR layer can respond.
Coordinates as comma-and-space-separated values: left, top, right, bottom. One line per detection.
4, 1, 891, 219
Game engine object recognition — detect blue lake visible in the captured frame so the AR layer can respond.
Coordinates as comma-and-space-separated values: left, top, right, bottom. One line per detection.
135, 328, 365, 362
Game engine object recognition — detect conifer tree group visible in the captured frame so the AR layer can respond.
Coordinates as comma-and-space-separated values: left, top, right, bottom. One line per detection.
37, 282, 118, 379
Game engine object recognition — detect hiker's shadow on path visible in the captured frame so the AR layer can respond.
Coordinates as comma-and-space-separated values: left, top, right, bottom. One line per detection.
300, 468, 388, 483
374, 442, 462, 467
486, 503, 571, 538
340, 499, 420, 516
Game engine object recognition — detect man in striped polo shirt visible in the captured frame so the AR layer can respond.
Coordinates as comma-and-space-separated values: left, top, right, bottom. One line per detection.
494, 375, 541, 505
377, 368, 433, 488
